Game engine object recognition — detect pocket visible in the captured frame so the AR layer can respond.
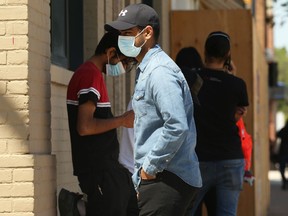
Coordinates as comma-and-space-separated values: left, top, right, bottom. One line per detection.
133, 90, 147, 118
221, 160, 245, 190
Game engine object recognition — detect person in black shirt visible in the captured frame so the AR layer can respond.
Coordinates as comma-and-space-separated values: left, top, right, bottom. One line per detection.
190, 31, 249, 216
175, 46, 204, 106
276, 120, 288, 190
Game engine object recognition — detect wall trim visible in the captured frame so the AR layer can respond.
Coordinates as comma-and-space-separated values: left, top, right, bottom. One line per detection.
51, 64, 73, 86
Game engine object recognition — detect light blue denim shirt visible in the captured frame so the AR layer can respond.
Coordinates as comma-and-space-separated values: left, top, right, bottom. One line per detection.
132, 45, 202, 190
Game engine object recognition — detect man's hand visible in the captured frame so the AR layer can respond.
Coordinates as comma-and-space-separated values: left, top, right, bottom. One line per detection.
121, 110, 134, 128
235, 106, 247, 121
244, 170, 255, 186
140, 168, 156, 180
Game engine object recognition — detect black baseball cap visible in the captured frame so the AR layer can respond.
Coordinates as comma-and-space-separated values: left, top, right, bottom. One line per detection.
104, 3, 160, 31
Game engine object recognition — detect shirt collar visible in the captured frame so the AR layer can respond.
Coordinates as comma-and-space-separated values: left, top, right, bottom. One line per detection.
138, 44, 162, 73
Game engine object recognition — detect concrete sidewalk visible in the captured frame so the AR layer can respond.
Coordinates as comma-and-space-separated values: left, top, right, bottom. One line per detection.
267, 170, 288, 216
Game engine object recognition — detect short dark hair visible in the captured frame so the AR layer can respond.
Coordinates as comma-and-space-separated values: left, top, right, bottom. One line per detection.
175, 47, 204, 69
152, 24, 160, 41
204, 31, 230, 61
94, 31, 122, 56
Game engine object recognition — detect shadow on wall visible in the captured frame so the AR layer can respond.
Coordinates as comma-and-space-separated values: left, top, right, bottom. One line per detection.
1, 93, 30, 152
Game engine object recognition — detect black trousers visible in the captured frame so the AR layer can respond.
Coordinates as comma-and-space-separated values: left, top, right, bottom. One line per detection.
78, 162, 139, 216
138, 170, 199, 216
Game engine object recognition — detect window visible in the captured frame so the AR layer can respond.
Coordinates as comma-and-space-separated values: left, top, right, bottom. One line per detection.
51, 0, 83, 71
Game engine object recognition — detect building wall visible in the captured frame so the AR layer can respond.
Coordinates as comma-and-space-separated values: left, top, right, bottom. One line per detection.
251, 20, 270, 216
1, 0, 270, 215
0, 0, 56, 215
254, 0, 266, 50
50, 65, 77, 196
170, 9, 270, 216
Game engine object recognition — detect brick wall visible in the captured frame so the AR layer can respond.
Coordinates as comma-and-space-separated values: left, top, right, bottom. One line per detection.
0, 0, 169, 214
0, 0, 56, 215
50, 65, 79, 196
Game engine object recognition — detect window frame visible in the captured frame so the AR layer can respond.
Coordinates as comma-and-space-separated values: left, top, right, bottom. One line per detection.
51, 0, 83, 71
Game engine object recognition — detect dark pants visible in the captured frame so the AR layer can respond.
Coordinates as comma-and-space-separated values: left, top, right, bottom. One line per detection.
194, 187, 217, 216
279, 154, 288, 189
138, 170, 199, 216
78, 162, 139, 216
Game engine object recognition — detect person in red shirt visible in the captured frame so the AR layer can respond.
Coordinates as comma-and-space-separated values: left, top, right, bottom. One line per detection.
66, 31, 138, 216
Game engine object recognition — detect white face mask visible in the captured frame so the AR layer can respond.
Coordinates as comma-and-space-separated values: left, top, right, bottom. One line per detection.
118, 28, 147, 57
106, 55, 126, 76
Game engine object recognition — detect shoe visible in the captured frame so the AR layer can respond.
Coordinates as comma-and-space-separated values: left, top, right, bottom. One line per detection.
58, 188, 83, 216
244, 170, 255, 186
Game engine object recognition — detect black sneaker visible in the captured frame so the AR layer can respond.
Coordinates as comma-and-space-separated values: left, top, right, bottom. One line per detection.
58, 188, 83, 216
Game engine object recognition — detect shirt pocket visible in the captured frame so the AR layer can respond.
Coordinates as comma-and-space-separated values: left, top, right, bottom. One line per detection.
133, 90, 147, 118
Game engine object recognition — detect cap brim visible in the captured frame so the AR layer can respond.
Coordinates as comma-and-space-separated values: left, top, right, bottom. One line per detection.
104, 20, 137, 31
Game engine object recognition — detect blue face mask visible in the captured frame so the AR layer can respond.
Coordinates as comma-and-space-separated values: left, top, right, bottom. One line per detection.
106, 55, 126, 76
118, 28, 147, 57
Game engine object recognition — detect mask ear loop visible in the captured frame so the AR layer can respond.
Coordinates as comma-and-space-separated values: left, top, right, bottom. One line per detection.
107, 54, 110, 65
106, 53, 112, 76
135, 27, 146, 38
109, 51, 120, 64
134, 28, 147, 48
116, 52, 121, 62
115, 53, 126, 75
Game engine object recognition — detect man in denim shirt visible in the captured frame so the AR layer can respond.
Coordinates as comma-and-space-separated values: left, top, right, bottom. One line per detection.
105, 3, 202, 216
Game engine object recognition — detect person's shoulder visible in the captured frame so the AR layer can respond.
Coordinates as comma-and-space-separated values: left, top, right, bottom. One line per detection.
181, 67, 199, 79
76, 61, 97, 71
151, 53, 179, 71
195, 68, 215, 79
197, 67, 212, 74
75, 61, 101, 76
231, 75, 247, 86
181, 67, 201, 73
